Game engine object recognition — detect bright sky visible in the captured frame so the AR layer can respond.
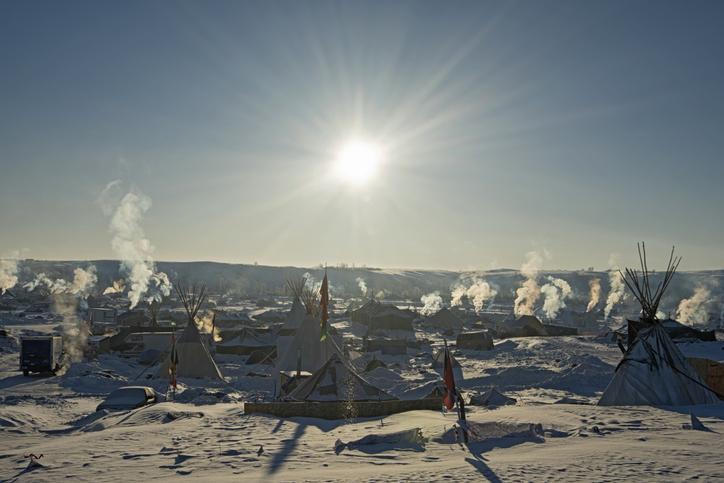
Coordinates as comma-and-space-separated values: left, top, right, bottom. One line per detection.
1, 1, 723, 272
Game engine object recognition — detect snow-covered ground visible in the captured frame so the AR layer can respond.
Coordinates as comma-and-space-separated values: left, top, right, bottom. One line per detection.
2, 309, 724, 482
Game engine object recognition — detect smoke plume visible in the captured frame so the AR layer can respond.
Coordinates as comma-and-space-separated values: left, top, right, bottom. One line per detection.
101, 182, 171, 308
197, 310, 222, 341
356, 277, 367, 297
604, 270, 625, 320
514, 250, 547, 316
451, 279, 498, 313
676, 287, 711, 326
540, 277, 572, 320
587, 278, 601, 313
0, 257, 19, 294
69, 267, 98, 295
420, 292, 442, 317
23, 266, 97, 296
103, 280, 126, 295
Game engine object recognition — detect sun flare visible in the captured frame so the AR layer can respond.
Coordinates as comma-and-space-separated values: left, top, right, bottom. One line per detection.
336, 141, 381, 183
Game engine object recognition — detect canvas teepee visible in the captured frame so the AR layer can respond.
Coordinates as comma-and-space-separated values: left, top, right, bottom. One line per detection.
598, 244, 718, 406
275, 313, 346, 382
148, 300, 162, 329
152, 284, 224, 381
278, 276, 308, 338
285, 353, 397, 402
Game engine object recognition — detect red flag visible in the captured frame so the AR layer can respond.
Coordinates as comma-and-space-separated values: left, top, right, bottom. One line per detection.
442, 344, 457, 410
319, 270, 329, 341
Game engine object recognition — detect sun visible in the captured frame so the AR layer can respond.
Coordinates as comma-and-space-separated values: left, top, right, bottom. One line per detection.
336, 141, 381, 183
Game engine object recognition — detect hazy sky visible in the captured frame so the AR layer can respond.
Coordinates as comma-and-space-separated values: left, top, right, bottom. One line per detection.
1, 1, 723, 272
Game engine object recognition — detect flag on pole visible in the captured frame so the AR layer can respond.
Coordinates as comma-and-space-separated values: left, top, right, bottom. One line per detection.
319, 269, 329, 341
169, 330, 178, 389
442, 341, 457, 410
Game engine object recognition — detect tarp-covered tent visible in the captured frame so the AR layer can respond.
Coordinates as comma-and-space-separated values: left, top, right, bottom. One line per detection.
542, 324, 578, 336
456, 331, 494, 350
470, 387, 517, 407
216, 327, 276, 356
253, 309, 286, 324
285, 353, 397, 402
365, 338, 407, 356
504, 315, 546, 337
368, 308, 414, 332
213, 311, 255, 328
275, 314, 346, 382
628, 318, 716, 346
598, 323, 719, 406
152, 320, 224, 380
424, 307, 465, 330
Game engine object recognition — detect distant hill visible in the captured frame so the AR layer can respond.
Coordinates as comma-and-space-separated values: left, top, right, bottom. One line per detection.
12, 260, 724, 316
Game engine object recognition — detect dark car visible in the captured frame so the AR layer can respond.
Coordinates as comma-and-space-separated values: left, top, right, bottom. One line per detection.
96, 386, 160, 411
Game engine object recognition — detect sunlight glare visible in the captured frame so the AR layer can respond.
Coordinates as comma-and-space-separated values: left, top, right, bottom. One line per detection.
336, 141, 381, 183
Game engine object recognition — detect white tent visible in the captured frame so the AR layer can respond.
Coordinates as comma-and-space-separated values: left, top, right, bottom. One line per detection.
275, 314, 345, 383
276, 298, 306, 356
598, 323, 719, 406
152, 321, 224, 381
278, 298, 305, 335
285, 353, 396, 402
470, 387, 517, 407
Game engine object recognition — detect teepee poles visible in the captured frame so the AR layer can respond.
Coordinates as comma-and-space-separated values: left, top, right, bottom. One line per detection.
620, 242, 681, 323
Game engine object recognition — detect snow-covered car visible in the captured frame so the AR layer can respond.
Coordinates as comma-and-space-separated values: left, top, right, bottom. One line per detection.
96, 386, 160, 411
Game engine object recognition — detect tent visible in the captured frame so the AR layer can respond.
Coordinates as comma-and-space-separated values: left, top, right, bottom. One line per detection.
456, 331, 494, 350
277, 297, 305, 337
365, 338, 407, 356
504, 315, 546, 337
424, 307, 465, 330
628, 318, 716, 346
216, 327, 276, 356
364, 358, 387, 372
368, 308, 414, 332
275, 314, 346, 382
597, 323, 719, 406
285, 353, 397, 402
152, 285, 224, 381
431, 348, 461, 369
470, 387, 517, 407
151, 319, 224, 380
245, 349, 270, 365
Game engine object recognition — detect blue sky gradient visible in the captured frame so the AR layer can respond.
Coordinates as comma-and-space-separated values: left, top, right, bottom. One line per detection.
1, 1, 723, 271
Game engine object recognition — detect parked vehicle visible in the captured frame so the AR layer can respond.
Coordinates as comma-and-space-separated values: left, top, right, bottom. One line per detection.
96, 386, 161, 411
20, 336, 63, 376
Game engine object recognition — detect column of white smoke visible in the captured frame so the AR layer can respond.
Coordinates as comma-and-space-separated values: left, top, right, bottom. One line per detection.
540, 276, 572, 320
467, 279, 498, 313
102, 183, 171, 308
450, 284, 466, 307
587, 278, 601, 312
604, 271, 624, 320
53, 295, 88, 370
70, 267, 98, 295
514, 251, 545, 316
676, 287, 711, 326
0, 257, 19, 294
420, 292, 442, 317
356, 277, 367, 297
